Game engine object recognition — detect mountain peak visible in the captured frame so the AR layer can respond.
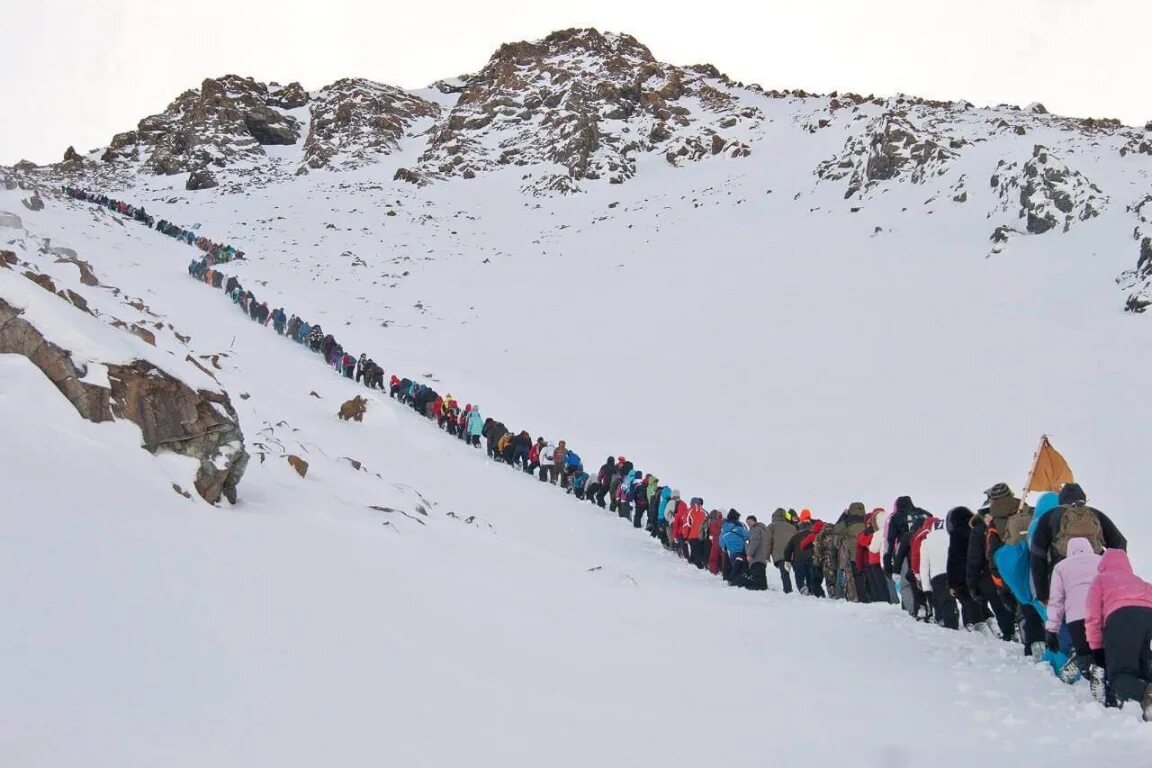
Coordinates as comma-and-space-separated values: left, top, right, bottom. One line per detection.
490, 28, 656, 67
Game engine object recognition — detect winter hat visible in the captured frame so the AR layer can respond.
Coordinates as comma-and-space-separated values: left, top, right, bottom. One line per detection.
726, 509, 741, 522
799, 509, 812, 523
671, 489, 681, 499
1059, 482, 1087, 506
617, 456, 627, 463
691, 497, 704, 506
985, 482, 1013, 501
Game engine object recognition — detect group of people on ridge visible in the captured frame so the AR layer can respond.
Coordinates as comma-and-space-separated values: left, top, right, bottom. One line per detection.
69, 185, 1152, 724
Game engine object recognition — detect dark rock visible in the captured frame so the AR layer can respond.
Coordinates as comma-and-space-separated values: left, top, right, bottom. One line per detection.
267, 82, 310, 109
186, 168, 218, 190
63, 146, 82, 162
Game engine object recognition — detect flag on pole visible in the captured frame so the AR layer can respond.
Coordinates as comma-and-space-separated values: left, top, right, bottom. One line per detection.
1025, 435, 1074, 493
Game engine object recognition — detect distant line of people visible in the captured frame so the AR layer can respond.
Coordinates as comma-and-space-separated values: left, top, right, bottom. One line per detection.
68, 185, 1152, 723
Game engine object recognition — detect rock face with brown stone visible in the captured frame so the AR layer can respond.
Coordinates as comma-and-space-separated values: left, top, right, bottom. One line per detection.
101, 75, 305, 176
337, 395, 367, 422
416, 27, 757, 193
0, 297, 249, 504
300, 78, 439, 172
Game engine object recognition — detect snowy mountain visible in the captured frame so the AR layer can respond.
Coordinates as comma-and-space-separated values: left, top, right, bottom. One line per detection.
23, 28, 1152, 308
3, 26, 1152, 766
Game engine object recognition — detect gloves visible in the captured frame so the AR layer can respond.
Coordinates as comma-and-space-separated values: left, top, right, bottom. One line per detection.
882, 553, 893, 575
1045, 631, 1060, 652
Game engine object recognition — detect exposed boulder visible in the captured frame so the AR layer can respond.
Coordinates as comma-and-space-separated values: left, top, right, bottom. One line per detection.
338, 395, 367, 422
287, 454, 309, 478
0, 298, 249, 504
63, 146, 82, 162
267, 81, 310, 110
186, 168, 219, 190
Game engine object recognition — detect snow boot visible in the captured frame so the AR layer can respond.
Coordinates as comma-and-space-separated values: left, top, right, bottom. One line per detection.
1029, 641, 1047, 661
1058, 658, 1083, 685
974, 621, 998, 640
1089, 665, 1107, 705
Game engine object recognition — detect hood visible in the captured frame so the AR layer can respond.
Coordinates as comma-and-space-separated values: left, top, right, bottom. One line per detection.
1059, 482, 1087, 506
1098, 548, 1133, 576
1034, 492, 1060, 519
894, 496, 913, 514
647, 476, 659, 488
772, 508, 788, 523
1066, 537, 1096, 559
671, 489, 681, 499
661, 487, 671, 500
846, 502, 866, 517
946, 506, 973, 534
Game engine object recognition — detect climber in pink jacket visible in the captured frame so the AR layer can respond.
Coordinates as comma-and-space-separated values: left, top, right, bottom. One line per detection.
1084, 549, 1152, 718
1045, 537, 1102, 660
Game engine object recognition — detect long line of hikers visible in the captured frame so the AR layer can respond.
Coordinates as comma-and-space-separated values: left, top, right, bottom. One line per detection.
64, 185, 1152, 723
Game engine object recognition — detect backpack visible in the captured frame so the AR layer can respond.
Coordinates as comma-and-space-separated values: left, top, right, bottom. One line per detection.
1054, 504, 1105, 556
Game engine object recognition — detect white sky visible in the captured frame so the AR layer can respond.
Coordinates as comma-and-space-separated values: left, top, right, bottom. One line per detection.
2, 0, 1147, 165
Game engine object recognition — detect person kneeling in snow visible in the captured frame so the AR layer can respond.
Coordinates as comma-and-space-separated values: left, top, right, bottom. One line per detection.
1045, 536, 1102, 681
1084, 548, 1152, 718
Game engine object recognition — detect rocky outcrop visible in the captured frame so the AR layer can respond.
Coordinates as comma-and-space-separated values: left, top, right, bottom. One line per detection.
816, 109, 962, 199
267, 81, 310, 110
338, 395, 367, 422
102, 75, 304, 176
0, 297, 249, 503
1118, 195, 1152, 312
186, 168, 219, 190
990, 144, 1106, 237
63, 146, 82, 162
299, 78, 439, 172
106, 360, 248, 503
416, 27, 761, 192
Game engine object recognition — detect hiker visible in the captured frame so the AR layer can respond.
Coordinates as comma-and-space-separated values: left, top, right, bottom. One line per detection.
720, 510, 749, 585
1031, 483, 1127, 607
967, 505, 1016, 640
707, 510, 725, 575
586, 456, 614, 508
669, 492, 689, 559
538, 440, 556, 483
466, 405, 483, 447
865, 507, 894, 603
943, 507, 991, 634
765, 508, 797, 594
746, 515, 769, 590
527, 438, 543, 476
833, 503, 869, 602
513, 431, 532, 473
553, 441, 569, 487
917, 517, 957, 629
1084, 548, 1152, 718
685, 498, 708, 569
983, 482, 1045, 657
1045, 536, 1102, 680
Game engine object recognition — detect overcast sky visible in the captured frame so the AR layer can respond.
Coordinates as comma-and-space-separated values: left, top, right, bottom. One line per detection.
2, 0, 1146, 165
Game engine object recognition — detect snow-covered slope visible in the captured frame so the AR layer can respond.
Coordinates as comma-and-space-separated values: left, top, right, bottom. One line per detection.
3, 184, 1152, 766
4, 25, 1152, 766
